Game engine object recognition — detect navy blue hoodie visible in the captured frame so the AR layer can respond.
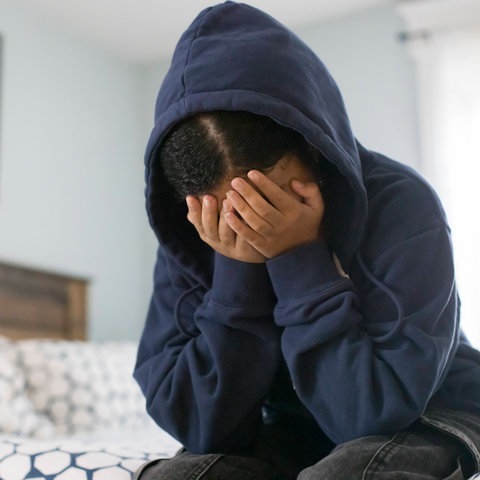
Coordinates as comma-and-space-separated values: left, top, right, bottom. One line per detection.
134, 1, 480, 454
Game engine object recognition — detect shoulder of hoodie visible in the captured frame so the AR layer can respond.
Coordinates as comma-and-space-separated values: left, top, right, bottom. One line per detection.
360, 150, 450, 261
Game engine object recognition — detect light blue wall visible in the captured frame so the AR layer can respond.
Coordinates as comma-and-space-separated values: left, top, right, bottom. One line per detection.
0, 4, 153, 340
297, 7, 420, 168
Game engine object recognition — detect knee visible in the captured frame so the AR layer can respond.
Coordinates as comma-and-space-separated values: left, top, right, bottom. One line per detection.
297, 436, 384, 480
297, 460, 352, 480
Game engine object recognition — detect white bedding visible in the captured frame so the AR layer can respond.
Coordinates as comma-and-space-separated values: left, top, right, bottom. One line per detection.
0, 337, 181, 480
0, 428, 180, 480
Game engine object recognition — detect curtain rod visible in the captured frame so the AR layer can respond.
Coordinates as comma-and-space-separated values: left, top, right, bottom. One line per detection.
397, 30, 432, 42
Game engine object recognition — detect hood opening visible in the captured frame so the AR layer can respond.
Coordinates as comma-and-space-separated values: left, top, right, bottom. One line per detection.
145, 2, 368, 270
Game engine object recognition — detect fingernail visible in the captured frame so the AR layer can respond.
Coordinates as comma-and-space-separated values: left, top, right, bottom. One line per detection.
247, 170, 260, 181
231, 178, 243, 190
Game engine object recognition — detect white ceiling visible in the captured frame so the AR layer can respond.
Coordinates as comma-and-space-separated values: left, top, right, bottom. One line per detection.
3, 0, 395, 63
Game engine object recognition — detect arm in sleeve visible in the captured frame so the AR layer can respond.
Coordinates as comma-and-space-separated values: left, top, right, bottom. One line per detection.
134, 248, 281, 454
266, 226, 459, 444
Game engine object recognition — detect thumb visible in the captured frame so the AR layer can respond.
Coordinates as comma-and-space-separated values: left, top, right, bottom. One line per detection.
290, 179, 324, 210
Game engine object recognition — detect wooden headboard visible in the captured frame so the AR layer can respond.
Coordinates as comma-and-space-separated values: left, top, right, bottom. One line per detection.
0, 260, 89, 340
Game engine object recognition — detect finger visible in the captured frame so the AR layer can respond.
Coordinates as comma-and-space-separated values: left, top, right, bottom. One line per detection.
186, 196, 205, 235
218, 200, 236, 244
230, 176, 281, 221
201, 195, 219, 241
226, 188, 275, 232
224, 209, 262, 244
222, 198, 235, 214
290, 179, 325, 210
246, 170, 294, 213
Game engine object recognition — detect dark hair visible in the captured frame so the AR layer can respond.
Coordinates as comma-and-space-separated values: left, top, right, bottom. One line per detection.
159, 110, 320, 199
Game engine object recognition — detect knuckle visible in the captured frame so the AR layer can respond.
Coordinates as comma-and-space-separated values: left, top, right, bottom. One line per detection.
256, 224, 270, 236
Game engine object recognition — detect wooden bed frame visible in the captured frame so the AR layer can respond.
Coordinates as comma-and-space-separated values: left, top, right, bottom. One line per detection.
0, 260, 89, 340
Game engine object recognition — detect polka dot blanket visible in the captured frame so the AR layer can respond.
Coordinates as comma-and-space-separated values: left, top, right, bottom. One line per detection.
0, 432, 180, 480
0, 337, 181, 480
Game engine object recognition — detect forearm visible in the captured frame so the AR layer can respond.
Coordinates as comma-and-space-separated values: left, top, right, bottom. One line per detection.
265, 233, 458, 444
135, 254, 281, 453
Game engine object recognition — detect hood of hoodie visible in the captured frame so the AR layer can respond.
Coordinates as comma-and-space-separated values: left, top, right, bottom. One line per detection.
145, 1, 368, 275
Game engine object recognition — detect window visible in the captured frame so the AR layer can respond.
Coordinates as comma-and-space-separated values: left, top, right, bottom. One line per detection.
397, 0, 480, 346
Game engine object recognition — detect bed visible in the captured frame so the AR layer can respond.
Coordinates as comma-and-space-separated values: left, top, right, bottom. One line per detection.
0, 260, 181, 480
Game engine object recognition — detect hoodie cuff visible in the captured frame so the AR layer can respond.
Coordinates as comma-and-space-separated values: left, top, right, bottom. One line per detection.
209, 253, 276, 313
266, 241, 343, 303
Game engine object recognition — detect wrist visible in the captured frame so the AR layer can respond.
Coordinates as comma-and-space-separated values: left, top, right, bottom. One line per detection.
266, 240, 345, 301
210, 253, 275, 310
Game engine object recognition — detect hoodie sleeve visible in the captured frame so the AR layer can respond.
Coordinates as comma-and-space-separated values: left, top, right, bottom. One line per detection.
133, 248, 280, 454
266, 204, 458, 444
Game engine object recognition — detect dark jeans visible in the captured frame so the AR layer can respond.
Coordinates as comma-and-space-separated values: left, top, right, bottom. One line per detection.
135, 418, 478, 480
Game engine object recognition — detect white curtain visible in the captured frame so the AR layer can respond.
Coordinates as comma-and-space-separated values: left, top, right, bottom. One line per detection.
433, 29, 480, 347
397, 1, 480, 346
